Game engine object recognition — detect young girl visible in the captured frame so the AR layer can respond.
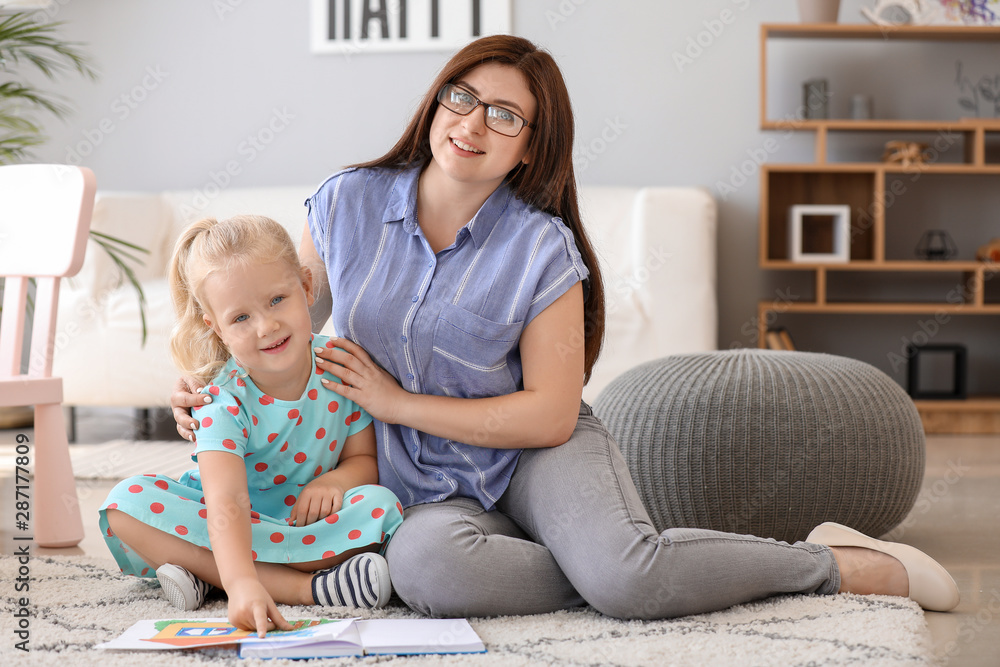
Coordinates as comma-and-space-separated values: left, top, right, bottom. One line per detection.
101, 215, 403, 635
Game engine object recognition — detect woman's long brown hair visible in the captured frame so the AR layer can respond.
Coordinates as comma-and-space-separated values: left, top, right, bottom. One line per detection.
353, 35, 606, 383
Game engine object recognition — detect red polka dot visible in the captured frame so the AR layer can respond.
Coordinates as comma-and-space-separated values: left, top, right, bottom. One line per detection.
308, 389, 318, 400
294, 452, 307, 464
328, 401, 339, 413
322, 550, 336, 558
155, 479, 169, 490
252, 415, 258, 425
345, 410, 361, 425
222, 439, 237, 450
208, 385, 220, 396
350, 494, 364, 504
284, 495, 296, 507
372, 507, 385, 518
267, 433, 278, 443
198, 509, 208, 519
314, 465, 323, 477
280, 442, 289, 452
141, 567, 149, 575
228, 405, 239, 416
237, 378, 247, 387
234, 397, 241, 406
348, 529, 362, 540
128, 484, 143, 494
106, 527, 114, 537
396, 502, 403, 514
175, 525, 188, 535
251, 516, 261, 524
143, 473, 157, 477
274, 475, 287, 485
251, 550, 258, 560
150, 502, 164, 513
325, 513, 339, 524
242, 428, 248, 438
303, 535, 316, 545
315, 366, 325, 375
296, 415, 303, 426
201, 417, 213, 427
270, 532, 284, 543
107, 503, 118, 510
259, 395, 274, 405
255, 462, 268, 472
316, 428, 326, 439
250, 510, 260, 519
326, 340, 336, 348
288, 409, 300, 419
329, 440, 338, 451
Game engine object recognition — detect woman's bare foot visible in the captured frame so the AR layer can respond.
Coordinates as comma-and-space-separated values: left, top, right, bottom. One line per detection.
830, 546, 909, 597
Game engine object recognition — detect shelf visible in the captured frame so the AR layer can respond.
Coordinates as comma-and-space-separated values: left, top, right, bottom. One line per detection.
761, 119, 1000, 131
763, 260, 1000, 271
757, 301, 1000, 315
913, 396, 1000, 434
765, 162, 1000, 174
763, 23, 1000, 41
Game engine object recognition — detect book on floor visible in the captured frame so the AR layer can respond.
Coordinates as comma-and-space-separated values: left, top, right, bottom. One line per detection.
94, 617, 486, 658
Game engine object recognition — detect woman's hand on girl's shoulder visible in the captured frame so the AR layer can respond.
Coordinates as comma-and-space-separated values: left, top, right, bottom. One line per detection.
315, 337, 409, 424
171, 376, 212, 442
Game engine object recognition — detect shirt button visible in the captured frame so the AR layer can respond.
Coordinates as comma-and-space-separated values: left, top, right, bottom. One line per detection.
436, 474, 443, 481
411, 296, 418, 302
401, 335, 407, 343
406, 373, 414, 380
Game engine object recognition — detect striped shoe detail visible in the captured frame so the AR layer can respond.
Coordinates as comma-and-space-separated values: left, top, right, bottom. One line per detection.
311, 553, 391, 609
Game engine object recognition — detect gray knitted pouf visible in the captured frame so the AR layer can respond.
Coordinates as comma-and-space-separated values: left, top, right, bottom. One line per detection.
592, 350, 925, 543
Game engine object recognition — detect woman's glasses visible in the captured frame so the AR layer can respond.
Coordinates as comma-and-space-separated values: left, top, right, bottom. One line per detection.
436, 83, 535, 137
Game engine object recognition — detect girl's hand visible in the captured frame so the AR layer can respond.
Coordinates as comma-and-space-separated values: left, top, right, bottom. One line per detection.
316, 338, 409, 424
226, 576, 293, 637
171, 375, 211, 442
290, 473, 346, 526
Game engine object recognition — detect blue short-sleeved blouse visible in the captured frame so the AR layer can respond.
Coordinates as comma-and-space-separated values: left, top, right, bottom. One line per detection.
306, 165, 588, 510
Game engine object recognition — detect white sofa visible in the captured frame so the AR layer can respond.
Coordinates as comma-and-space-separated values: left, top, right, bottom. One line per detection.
52, 183, 717, 412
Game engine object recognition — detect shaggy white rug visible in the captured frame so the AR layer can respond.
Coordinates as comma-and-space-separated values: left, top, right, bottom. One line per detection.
1, 555, 932, 666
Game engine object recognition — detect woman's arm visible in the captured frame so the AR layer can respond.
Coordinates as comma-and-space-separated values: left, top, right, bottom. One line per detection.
198, 451, 290, 635
320, 282, 586, 449
299, 224, 332, 332
289, 424, 379, 526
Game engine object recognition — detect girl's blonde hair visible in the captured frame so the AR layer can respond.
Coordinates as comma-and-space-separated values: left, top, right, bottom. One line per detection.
168, 214, 304, 384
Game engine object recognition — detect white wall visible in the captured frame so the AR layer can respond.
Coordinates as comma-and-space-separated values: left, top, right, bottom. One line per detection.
26, 0, 1000, 393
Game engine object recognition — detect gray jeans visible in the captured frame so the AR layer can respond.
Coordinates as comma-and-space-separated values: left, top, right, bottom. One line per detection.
385, 403, 840, 619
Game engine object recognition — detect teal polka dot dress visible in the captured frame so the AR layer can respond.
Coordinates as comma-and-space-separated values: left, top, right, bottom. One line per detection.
99, 335, 403, 577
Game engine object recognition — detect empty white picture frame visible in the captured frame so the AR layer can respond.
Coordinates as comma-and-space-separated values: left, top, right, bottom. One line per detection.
788, 204, 851, 263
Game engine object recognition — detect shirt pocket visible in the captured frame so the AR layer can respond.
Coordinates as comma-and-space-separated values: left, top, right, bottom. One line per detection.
430, 303, 522, 398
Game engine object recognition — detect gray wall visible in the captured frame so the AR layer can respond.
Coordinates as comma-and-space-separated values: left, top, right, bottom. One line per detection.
27, 0, 1000, 394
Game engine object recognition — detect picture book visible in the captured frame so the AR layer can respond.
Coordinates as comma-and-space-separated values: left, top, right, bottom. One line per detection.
95, 617, 486, 658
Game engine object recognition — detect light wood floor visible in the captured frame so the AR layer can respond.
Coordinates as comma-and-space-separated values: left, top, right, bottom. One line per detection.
1, 408, 998, 665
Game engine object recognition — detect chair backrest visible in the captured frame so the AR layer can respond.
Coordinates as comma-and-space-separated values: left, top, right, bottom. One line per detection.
0, 165, 96, 379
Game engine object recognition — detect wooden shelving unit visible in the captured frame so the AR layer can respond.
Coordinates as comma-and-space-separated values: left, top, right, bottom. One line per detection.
758, 23, 1000, 434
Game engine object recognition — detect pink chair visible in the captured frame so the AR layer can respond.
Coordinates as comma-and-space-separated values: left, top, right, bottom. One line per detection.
1, 165, 96, 548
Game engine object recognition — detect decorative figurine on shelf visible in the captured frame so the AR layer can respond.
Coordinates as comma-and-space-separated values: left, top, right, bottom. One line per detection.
916, 230, 958, 260
861, 0, 947, 25
882, 140, 929, 167
976, 238, 1000, 262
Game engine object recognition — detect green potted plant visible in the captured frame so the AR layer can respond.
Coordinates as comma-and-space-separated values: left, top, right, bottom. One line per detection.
1, 10, 148, 428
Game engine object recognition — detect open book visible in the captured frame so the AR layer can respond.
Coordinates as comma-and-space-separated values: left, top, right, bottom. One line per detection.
95, 617, 486, 658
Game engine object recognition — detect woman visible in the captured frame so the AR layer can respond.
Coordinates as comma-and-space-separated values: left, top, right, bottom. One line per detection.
174, 35, 958, 619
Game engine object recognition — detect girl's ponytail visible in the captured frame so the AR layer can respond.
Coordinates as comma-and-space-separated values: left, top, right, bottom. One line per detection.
168, 218, 230, 384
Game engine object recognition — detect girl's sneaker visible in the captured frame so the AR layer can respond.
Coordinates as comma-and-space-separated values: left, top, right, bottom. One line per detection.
156, 563, 214, 611
311, 552, 392, 609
